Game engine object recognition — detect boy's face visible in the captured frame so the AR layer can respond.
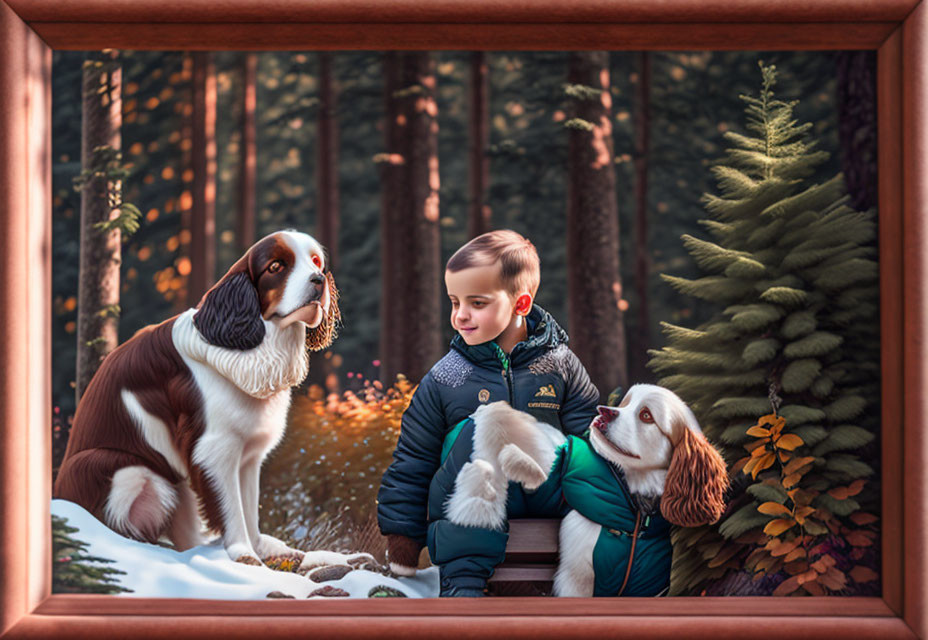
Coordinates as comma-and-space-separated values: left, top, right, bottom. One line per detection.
445, 264, 526, 346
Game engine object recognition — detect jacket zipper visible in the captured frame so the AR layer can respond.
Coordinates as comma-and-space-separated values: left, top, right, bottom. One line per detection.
616, 510, 642, 597
493, 343, 515, 405
504, 361, 514, 404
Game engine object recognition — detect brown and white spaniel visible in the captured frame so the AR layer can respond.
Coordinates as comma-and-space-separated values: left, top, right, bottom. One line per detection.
448, 384, 728, 597
54, 230, 355, 570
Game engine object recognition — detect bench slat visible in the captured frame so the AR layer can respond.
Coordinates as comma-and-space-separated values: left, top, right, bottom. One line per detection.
504, 518, 559, 554
490, 564, 556, 582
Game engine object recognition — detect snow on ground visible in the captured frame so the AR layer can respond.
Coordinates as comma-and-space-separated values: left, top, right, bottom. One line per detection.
52, 499, 439, 599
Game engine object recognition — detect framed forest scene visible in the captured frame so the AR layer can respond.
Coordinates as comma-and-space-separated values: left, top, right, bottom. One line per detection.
1, 0, 926, 638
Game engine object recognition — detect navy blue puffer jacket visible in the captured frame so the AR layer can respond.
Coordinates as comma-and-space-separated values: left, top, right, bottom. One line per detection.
377, 304, 600, 545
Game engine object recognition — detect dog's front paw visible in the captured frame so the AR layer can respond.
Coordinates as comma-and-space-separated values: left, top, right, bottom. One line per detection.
455, 460, 500, 502
227, 541, 262, 566
234, 554, 262, 566
257, 533, 304, 559
500, 443, 549, 490
445, 459, 506, 530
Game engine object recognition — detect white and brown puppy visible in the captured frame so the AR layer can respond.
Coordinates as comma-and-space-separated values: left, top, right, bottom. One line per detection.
450, 384, 728, 596
55, 230, 356, 570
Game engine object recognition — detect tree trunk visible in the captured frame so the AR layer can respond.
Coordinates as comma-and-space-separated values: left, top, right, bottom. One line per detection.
317, 52, 341, 274
468, 51, 491, 239
237, 52, 257, 252
836, 51, 877, 212
378, 52, 404, 386
310, 51, 341, 394
566, 51, 628, 402
189, 52, 217, 306
379, 52, 442, 385
632, 51, 652, 383
75, 52, 122, 403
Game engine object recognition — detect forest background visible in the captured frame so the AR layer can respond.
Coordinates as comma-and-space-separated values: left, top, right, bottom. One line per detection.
50, 50, 879, 597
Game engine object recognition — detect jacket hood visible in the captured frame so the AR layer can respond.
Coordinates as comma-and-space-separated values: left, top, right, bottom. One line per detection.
449, 304, 568, 369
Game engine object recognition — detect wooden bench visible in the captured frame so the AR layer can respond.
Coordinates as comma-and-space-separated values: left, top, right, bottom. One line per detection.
487, 518, 560, 596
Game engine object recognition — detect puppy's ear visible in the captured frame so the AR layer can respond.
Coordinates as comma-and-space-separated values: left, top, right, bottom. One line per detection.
193, 271, 265, 350
660, 424, 729, 528
306, 271, 341, 351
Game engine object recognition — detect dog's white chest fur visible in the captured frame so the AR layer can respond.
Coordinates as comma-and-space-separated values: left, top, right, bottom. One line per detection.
172, 309, 305, 463
190, 358, 293, 461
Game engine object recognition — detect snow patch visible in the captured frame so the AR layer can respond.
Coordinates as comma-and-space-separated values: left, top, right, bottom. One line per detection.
52, 499, 439, 599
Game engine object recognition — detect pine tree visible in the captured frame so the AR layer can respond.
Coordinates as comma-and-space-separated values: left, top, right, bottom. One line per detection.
650, 63, 880, 596
52, 515, 131, 594
75, 51, 127, 403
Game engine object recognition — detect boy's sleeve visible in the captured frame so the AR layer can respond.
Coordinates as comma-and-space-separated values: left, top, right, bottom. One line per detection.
559, 348, 601, 437
377, 372, 446, 546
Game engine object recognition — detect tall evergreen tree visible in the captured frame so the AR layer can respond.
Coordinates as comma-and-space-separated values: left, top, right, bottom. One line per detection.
74, 51, 139, 403
632, 51, 652, 383
189, 52, 217, 304
650, 63, 879, 596
378, 51, 406, 385
310, 51, 341, 393
566, 51, 627, 400
237, 52, 258, 252
378, 52, 442, 384
468, 51, 491, 239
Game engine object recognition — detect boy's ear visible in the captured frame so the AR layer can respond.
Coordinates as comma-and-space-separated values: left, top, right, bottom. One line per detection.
515, 293, 532, 315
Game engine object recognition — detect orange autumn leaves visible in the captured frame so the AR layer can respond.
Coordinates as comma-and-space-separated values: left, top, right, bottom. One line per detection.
738, 413, 803, 480
733, 412, 879, 596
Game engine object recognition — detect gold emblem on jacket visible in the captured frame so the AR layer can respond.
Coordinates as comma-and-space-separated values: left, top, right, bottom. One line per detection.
535, 384, 557, 398
478, 389, 491, 403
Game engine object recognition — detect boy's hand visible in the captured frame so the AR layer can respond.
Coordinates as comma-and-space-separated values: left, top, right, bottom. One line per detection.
386, 534, 422, 576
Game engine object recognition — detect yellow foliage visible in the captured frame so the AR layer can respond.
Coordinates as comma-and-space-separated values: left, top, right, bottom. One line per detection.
258, 379, 414, 556
783, 456, 815, 476
763, 518, 796, 536
782, 472, 802, 489
774, 434, 803, 451
757, 502, 791, 517
745, 425, 771, 438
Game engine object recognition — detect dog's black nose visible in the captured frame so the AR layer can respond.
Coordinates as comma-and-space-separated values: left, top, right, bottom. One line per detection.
310, 273, 325, 286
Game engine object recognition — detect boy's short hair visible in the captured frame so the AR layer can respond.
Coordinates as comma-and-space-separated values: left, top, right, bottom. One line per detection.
446, 230, 540, 298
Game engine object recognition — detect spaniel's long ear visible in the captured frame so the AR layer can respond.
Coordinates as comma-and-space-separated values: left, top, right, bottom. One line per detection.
193, 271, 265, 350
660, 425, 729, 528
306, 271, 341, 351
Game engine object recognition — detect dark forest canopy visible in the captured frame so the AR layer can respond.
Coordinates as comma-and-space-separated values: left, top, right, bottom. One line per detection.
51, 50, 852, 417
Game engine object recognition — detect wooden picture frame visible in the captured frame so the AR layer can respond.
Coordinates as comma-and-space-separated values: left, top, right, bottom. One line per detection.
1, 0, 924, 637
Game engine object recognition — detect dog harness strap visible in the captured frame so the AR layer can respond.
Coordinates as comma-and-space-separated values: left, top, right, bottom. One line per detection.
616, 510, 642, 597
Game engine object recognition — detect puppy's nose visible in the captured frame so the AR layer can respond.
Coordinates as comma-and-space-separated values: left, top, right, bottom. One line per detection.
310, 273, 325, 287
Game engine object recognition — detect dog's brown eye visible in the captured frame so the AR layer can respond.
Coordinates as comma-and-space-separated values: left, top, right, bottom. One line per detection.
312, 254, 323, 269
267, 260, 284, 274
639, 409, 654, 424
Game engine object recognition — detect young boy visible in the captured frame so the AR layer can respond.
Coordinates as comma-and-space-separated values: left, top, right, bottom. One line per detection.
377, 230, 600, 596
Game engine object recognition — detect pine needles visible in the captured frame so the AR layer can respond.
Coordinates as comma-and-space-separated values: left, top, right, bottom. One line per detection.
652, 62, 880, 597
